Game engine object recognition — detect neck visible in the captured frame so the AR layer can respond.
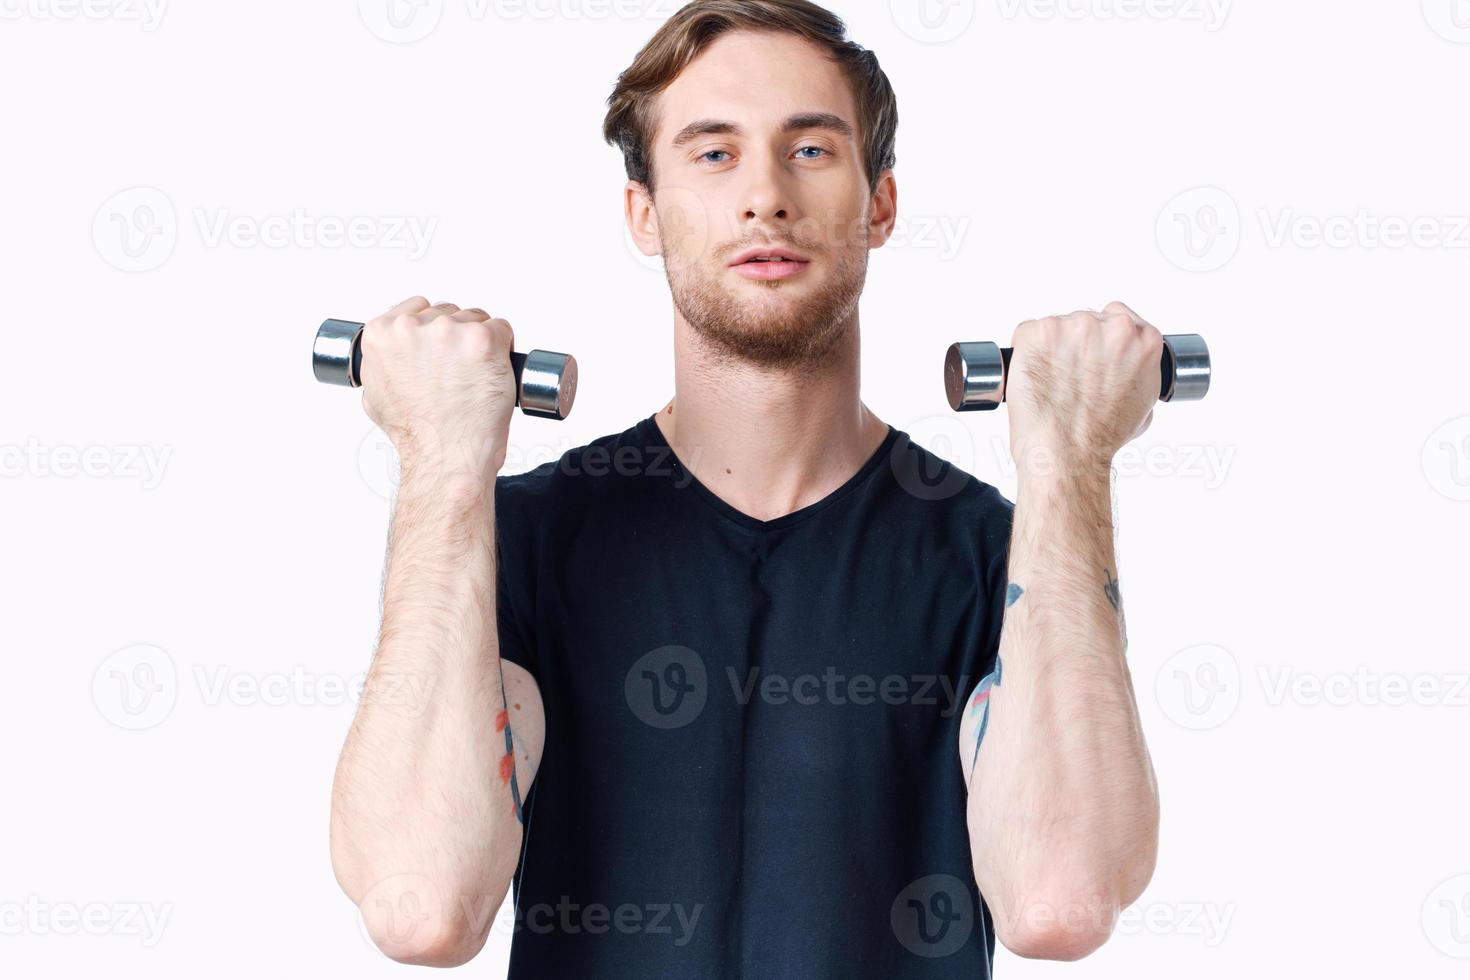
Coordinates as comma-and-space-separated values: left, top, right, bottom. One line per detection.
653, 312, 890, 523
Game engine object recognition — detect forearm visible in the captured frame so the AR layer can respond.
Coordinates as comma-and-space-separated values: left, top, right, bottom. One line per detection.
329, 473, 517, 964
963, 464, 1158, 956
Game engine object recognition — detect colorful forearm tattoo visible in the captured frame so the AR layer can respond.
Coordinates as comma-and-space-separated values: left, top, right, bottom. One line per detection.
1103, 566, 1127, 652
965, 582, 1023, 787
496, 668, 525, 824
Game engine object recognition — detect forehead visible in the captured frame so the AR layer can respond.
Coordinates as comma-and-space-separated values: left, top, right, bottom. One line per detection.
651, 30, 857, 146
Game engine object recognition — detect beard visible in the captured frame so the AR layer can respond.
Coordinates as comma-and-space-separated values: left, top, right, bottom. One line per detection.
660, 214, 869, 371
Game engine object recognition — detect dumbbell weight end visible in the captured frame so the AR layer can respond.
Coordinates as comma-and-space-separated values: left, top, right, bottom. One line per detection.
945, 333, 1211, 412
312, 318, 578, 421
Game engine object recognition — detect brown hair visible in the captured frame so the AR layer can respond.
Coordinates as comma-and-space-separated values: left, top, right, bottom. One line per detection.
601, 0, 897, 195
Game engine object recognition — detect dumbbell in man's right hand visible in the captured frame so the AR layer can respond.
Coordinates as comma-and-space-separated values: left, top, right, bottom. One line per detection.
353, 297, 532, 485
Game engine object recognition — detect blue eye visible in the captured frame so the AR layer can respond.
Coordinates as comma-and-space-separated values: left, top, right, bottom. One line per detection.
795, 146, 828, 159
700, 150, 730, 163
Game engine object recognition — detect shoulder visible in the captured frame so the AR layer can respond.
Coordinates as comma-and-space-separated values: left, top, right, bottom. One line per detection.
494, 415, 653, 529
885, 427, 1014, 541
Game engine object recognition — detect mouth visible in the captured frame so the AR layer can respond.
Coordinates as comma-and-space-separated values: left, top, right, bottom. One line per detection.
728, 246, 812, 281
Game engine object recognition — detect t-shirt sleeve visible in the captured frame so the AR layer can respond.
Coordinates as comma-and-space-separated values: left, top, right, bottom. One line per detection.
493, 477, 540, 680
977, 484, 1016, 676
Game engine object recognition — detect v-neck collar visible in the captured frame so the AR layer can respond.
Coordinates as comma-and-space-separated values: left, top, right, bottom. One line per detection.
638, 412, 898, 533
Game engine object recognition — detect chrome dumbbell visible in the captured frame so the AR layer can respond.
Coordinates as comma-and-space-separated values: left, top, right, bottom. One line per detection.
944, 334, 1211, 412
312, 318, 578, 421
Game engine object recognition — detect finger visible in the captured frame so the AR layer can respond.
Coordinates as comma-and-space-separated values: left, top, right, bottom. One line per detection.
1102, 300, 1152, 329
449, 308, 492, 322
383, 295, 431, 318
419, 302, 462, 320
487, 316, 515, 352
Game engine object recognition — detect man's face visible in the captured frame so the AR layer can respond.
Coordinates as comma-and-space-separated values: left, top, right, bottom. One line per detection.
630, 30, 895, 369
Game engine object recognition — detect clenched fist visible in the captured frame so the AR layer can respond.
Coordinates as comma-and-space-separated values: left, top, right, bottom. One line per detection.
360, 295, 518, 488
1005, 301, 1163, 477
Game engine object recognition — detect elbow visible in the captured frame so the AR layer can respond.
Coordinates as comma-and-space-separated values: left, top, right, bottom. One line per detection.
995, 896, 1118, 961
993, 863, 1156, 962
329, 806, 523, 966
330, 830, 502, 968
353, 871, 494, 967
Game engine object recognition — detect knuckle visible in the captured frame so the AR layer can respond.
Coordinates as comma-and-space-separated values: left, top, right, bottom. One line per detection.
462, 320, 497, 358
360, 325, 387, 355
1027, 316, 1061, 339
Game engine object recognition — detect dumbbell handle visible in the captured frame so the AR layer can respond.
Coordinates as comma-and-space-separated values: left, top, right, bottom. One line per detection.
944, 333, 1210, 412
312, 318, 577, 421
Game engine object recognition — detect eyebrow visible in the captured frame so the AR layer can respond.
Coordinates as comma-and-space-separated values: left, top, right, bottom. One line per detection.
669, 112, 854, 148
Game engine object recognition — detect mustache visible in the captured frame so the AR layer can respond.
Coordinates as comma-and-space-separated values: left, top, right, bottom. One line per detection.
719, 236, 817, 258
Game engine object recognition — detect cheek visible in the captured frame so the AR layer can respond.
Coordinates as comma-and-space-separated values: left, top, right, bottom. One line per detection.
654, 188, 720, 263
794, 203, 868, 254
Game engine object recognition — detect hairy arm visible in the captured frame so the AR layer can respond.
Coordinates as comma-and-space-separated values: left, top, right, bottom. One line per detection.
329, 473, 545, 967
958, 465, 1158, 960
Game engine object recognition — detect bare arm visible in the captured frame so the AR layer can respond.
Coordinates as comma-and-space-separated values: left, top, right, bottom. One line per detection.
957, 304, 1163, 960
327, 297, 545, 967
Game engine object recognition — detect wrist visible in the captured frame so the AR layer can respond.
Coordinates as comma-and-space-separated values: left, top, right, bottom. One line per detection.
397, 463, 496, 516
1011, 437, 1113, 489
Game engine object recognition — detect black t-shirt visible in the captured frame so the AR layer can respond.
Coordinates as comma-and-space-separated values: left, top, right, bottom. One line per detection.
493, 412, 1014, 979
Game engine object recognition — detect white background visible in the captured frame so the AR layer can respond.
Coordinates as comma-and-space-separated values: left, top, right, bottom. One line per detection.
2, 0, 1468, 976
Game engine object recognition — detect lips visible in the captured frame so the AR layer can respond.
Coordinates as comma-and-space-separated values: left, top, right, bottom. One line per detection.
728, 246, 810, 267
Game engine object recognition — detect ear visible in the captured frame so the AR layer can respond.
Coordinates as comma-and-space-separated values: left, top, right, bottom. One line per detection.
866, 169, 898, 249
624, 180, 661, 257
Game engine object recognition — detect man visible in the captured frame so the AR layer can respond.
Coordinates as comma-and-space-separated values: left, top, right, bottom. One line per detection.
329, 1, 1162, 976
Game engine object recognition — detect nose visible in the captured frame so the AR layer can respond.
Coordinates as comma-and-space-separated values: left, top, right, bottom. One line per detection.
737, 150, 793, 229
